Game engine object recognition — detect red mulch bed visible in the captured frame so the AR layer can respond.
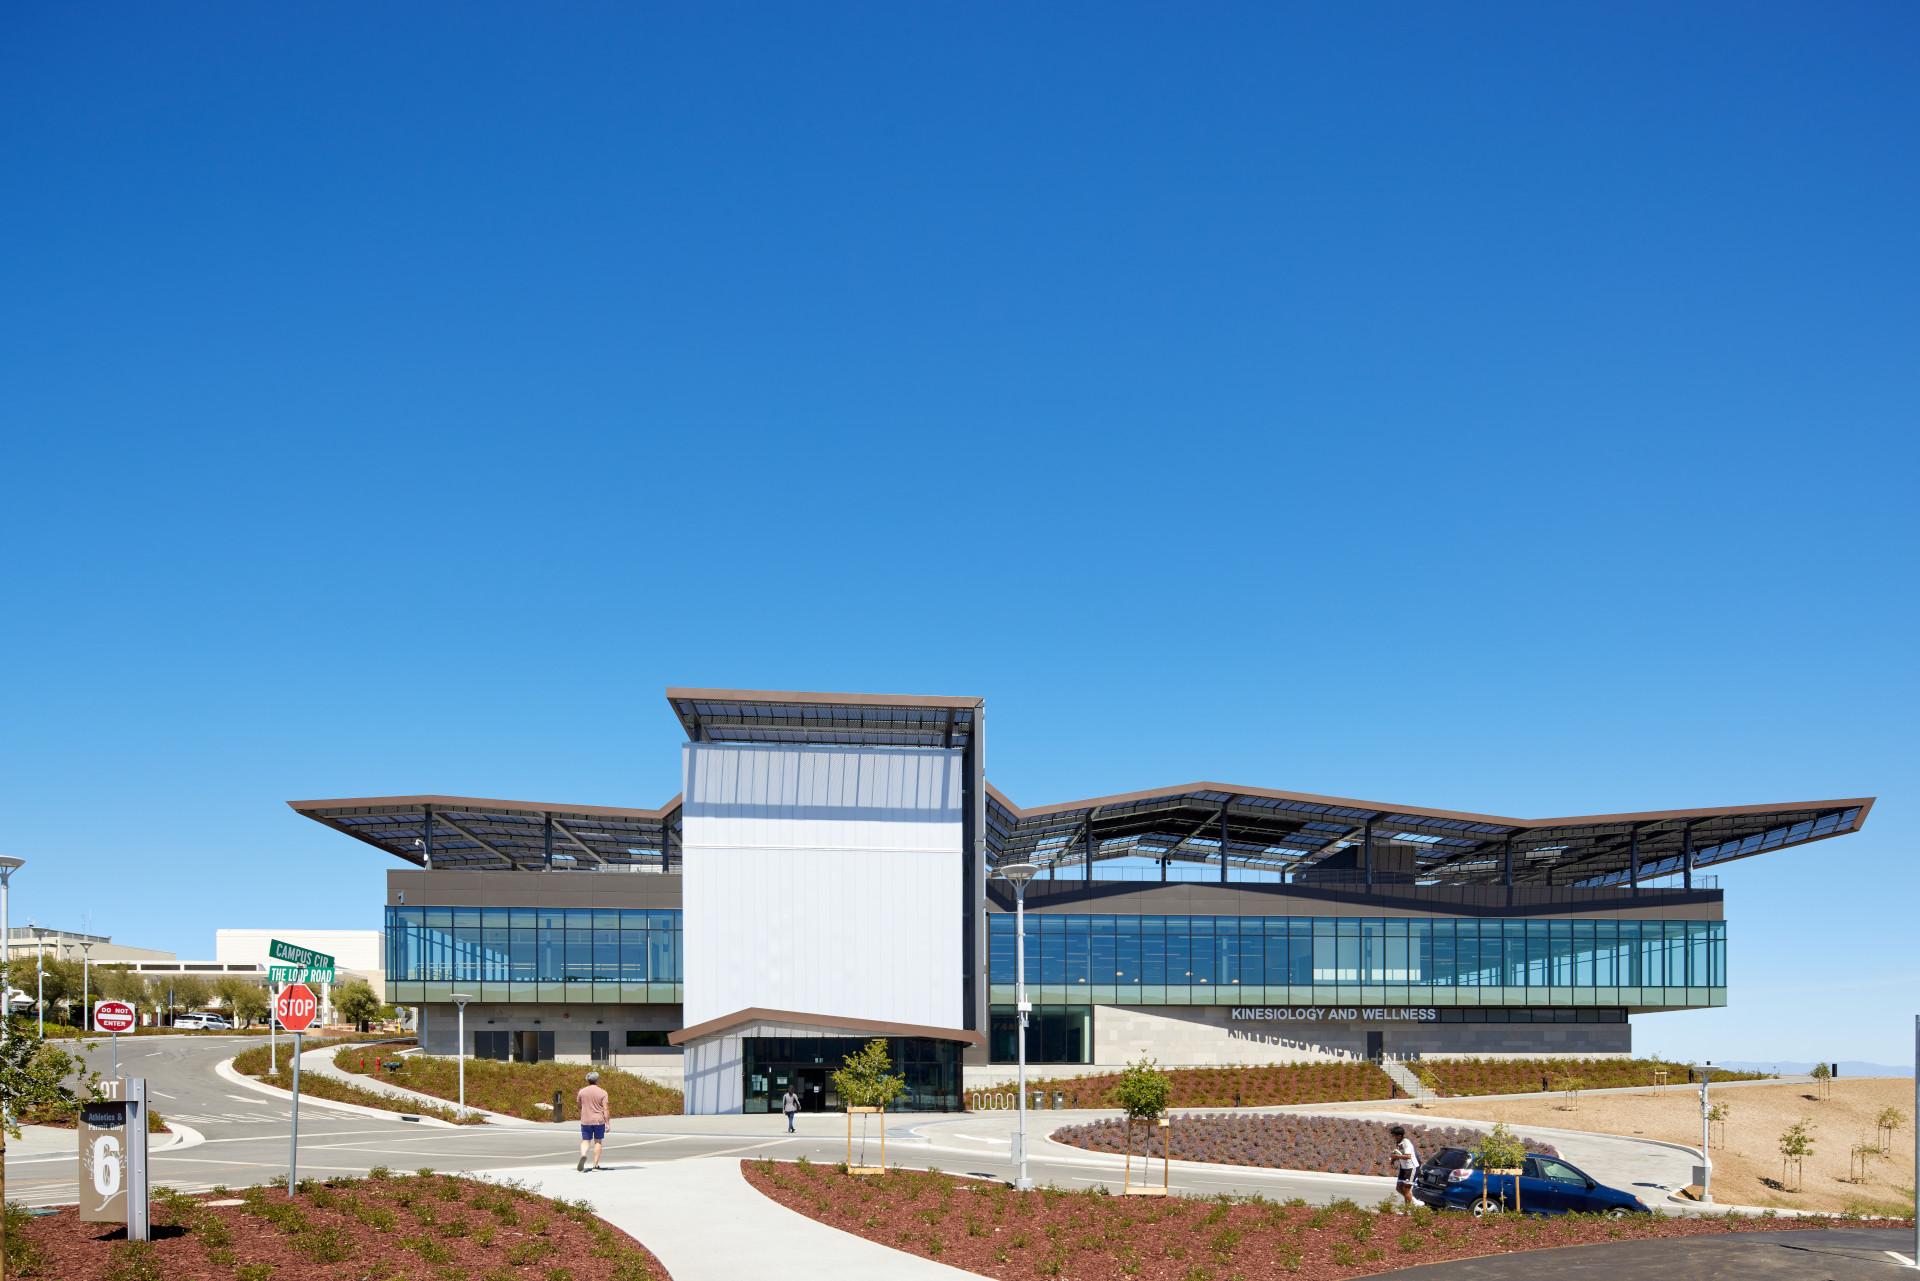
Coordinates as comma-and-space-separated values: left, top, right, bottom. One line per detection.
742, 1158, 1911, 1281
12, 1171, 669, 1280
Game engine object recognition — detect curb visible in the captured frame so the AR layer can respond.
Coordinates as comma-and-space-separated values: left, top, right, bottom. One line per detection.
214, 1054, 461, 1128
1034, 1125, 1397, 1189
153, 1121, 206, 1154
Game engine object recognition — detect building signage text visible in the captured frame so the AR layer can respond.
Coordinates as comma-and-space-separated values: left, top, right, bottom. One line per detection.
1231, 1007, 1439, 1022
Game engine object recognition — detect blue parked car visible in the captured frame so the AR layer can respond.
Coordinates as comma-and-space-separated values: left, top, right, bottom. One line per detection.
1413, 1146, 1652, 1217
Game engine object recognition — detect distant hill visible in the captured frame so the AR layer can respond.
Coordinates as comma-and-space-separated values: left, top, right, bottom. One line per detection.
1713, 1059, 1913, 1078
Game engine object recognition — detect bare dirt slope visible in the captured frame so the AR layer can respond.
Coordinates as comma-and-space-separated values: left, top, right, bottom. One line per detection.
1377, 1078, 1915, 1215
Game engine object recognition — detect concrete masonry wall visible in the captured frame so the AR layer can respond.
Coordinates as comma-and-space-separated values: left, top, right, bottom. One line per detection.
962, 1003, 1633, 1088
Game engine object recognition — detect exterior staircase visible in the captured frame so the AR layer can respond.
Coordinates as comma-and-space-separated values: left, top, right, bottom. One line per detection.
1381, 1057, 1437, 1105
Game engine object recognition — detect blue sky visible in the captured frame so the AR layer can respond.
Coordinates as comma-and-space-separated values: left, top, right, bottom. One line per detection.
3, 4, 1915, 1063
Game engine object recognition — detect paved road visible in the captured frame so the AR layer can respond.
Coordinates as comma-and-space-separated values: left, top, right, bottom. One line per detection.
10, 1037, 1727, 1221
12, 1037, 1412, 1208
1372, 1228, 1917, 1279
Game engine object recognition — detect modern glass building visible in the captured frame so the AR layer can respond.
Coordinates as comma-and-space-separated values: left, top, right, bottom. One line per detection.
293, 687, 1872, 1113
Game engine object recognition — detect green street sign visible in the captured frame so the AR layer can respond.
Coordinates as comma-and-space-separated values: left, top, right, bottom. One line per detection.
268, 940, 336, 970
268, 965, 334, 985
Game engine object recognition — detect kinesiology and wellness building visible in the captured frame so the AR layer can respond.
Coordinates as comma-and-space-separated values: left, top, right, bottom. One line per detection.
292, 688, 1873, 1115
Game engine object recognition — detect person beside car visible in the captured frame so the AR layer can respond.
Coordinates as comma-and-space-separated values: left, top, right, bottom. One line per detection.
1389, 1125, 1419, 1207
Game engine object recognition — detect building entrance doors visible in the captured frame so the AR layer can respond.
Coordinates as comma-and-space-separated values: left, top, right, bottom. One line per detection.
798, 1068, 829, 1112
1366, 1031, 1384, 1062
515, 1031, 555, 1064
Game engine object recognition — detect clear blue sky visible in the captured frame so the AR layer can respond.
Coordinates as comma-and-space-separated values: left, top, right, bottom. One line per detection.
3, 4, 1915, 1063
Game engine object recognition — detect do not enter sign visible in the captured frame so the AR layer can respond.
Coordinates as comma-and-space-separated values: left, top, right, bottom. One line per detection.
94, 1000, 137, 1033
275, 983, 318, 1032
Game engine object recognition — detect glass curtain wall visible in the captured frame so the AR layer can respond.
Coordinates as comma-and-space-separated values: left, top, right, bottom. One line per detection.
987, 913, 1725, 1009
385, 906, 683, 1004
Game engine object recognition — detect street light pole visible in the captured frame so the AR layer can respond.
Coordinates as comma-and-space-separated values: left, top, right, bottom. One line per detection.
0, 857, 21, 1047
994, 863, 1040, 1193
81, 940, 94, 1029
1698, 1061, 1714, 1204
34, 926, 45, 1037
452, 993, 474, 1113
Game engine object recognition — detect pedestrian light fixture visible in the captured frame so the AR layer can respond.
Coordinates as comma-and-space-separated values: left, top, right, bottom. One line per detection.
0, 856, 21, 1046
451, 993, 475, 1113
993, 861, 1041, 1192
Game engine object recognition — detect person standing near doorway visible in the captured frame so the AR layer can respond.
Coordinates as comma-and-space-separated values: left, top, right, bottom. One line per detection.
577, 1071, 610, 1172
781, 1085, 801, 1133
1389, 1125, 1418, 1207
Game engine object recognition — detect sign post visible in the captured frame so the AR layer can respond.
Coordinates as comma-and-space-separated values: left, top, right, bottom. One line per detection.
274, 982, 318, 1194
79, 1077, 149, 1241
266, 939, 335, 1074
92, 1000, 137, 1079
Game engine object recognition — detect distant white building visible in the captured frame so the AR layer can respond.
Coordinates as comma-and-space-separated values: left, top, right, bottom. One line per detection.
216, 929, 385, 999
3, 927, 175, 965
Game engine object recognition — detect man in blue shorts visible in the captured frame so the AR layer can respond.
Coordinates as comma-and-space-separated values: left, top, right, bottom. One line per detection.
577, 1071, 610, 1172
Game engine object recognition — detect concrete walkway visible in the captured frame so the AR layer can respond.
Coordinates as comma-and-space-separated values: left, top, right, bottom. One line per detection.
477, 1156, 987, 1280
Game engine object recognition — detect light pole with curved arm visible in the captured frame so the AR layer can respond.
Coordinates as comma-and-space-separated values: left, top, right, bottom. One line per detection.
993, 862, 1040, 1192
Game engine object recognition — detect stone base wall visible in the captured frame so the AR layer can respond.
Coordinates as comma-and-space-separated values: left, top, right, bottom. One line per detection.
416, 1002, 683, 1085
962, 1004, 1633, 1088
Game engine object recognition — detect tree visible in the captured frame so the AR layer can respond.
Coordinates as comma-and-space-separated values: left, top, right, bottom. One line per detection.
830, 1038, 906, 1109
231, 985, 270, 1029
1778, 1118, 1815, 1190
94, 965, 143, 1004
1876, 1106, 1905, 1155
1110, 1054, 1172, 1125
166, 975, 213, 1021
1810, 1062, 1832, 1101
1472, 1123, 1529, 1212
36, 958, 85, 1027
1706, 1102, 1729, 1149
334, 980, 381, 1031
1109, 1054, 1172, 1186
0, 1024, 83, 1281
213, 976, 269, 1028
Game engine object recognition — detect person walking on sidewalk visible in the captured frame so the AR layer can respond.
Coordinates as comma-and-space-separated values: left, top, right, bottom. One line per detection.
781, 1086, 801, 1133
577, 1071, 610, 1172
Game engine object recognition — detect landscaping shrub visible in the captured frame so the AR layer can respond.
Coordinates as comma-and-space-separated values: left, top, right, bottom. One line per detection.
1007, 1060, 1399, 1109
1411, 1056, 1769, 1098
231, 1037, 476, 1123
1054, 1113, 1556, 1174
335, 1049, 682, 1119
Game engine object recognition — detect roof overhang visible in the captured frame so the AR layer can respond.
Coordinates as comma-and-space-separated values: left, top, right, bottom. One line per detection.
984, 782, 1874, 888
667, 687, 981, 750
668, 1007, 986, 1048
288, 794, 681, 870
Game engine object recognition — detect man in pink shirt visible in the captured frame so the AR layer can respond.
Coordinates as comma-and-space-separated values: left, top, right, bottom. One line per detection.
576, 1071, 610, 1172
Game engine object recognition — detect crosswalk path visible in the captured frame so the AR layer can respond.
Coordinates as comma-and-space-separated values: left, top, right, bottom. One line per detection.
18, 1179, 229, 1208
165, 1111, 284, 1126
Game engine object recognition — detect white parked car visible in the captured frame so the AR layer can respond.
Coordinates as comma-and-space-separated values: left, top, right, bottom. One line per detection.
173, 1012, 233, 1030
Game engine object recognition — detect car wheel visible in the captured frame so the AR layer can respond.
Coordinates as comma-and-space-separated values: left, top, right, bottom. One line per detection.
1471, 1197, 1504, 1217
1605, 1207, 1633, 1220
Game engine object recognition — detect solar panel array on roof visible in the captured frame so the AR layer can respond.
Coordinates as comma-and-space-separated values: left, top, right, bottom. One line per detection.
288, 688, 1872, 890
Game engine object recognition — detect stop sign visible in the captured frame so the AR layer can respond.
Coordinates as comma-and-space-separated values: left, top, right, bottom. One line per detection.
93, 999, 137, 1033
275, 983, 319, 1032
